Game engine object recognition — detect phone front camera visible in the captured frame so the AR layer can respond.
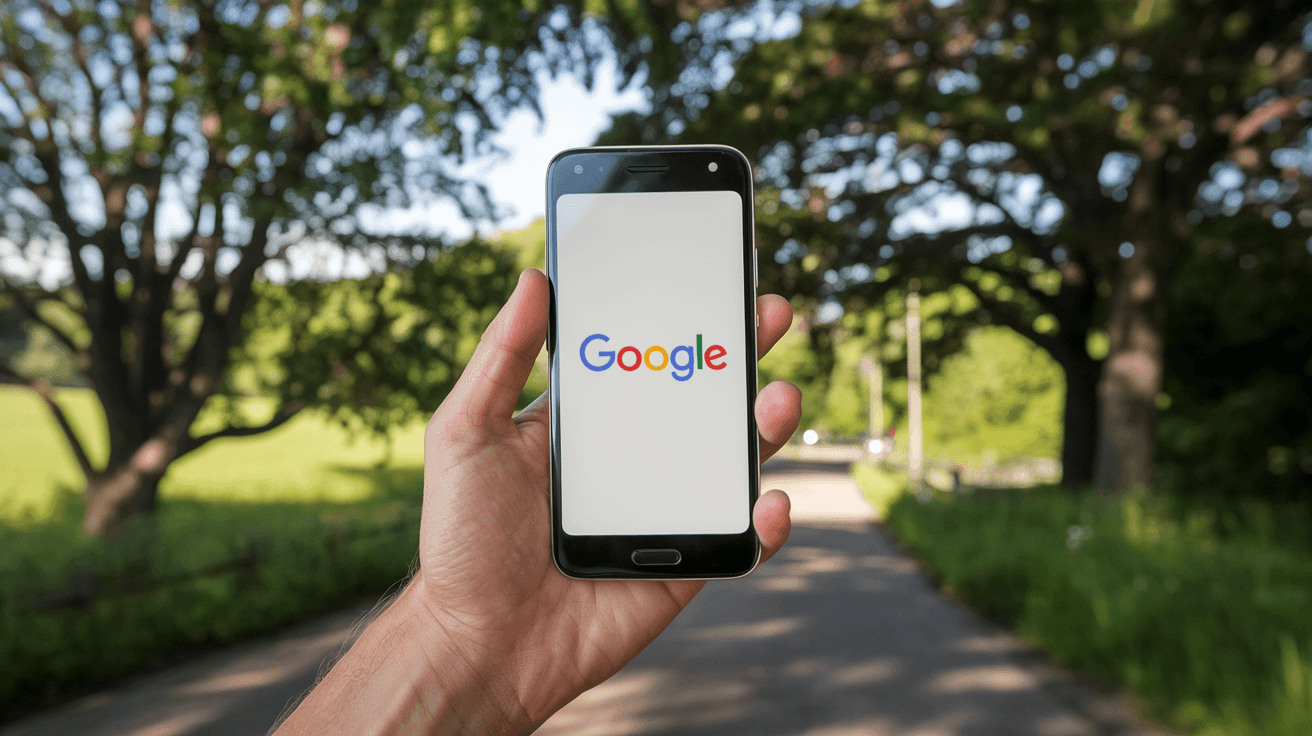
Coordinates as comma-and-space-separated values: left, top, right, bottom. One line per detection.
574, 165, 584, 174
708, 162, 719, 172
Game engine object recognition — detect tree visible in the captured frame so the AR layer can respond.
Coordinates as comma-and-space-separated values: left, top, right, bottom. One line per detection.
610, 0, 1312, 490
0, 0, 695, 535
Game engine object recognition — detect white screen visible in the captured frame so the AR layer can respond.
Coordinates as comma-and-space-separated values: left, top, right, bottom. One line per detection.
555, 190, 752, 536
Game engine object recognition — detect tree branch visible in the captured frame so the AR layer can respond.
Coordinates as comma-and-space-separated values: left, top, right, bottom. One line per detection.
891, 223, 1059, 315
1231, 95, 1307, 145
223, 216, 275, 337
27, 151, 95, 293
0, 359, 96, 479
0, 278, 85, 356
129, 0, 154, 134
0, 74, 43, 150
955, 275, 1066, 362
178, 189, 227, 399
39, 1, 104, 156
182, 400, 304, 455
166, 194, 205, 284
129, 95, 182, 426
0, 46, 62, 134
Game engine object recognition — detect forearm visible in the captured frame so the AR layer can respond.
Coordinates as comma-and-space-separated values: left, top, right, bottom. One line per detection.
273, 581, 530, 736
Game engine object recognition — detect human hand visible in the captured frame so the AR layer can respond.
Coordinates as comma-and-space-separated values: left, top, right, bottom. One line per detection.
275, 268, 800, 735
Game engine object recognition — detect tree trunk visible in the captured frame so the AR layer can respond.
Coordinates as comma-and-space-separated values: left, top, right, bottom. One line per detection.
81, 409, 196, 535
1093, 241, 1165, 492
1060, 354, 1099, 487
83, 462, 164, 536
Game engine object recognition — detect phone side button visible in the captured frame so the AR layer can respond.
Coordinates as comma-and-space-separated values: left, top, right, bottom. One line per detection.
631, 548, 682, 566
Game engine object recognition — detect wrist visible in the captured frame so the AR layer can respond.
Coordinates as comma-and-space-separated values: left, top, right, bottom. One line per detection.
397, 578, 536, 735
275, 580, 532, 736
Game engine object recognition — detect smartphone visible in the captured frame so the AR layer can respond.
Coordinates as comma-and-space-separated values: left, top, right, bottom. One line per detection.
545, 145, 760, 580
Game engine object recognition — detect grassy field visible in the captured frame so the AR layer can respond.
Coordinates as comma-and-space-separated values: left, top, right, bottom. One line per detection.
1, 386, 428, 522
0, 386, 433, 722
855, 469, 1312, 736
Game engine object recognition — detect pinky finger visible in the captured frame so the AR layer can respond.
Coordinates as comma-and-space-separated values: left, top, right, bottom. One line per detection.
753, 489, 792, 565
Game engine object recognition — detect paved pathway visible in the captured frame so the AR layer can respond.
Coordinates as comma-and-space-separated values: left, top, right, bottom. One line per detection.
1, 461, 1166, 736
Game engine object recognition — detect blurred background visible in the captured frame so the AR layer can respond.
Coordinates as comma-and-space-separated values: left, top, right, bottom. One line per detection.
1, 0, 1310, 734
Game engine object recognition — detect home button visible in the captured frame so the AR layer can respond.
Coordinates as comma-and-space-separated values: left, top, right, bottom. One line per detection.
631, 548, 681, 566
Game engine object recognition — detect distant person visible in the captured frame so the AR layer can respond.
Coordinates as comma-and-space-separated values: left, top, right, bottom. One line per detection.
271, 269, 801, 735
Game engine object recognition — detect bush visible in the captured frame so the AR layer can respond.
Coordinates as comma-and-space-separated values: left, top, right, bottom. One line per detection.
0, 493, 420, 723
885, 488, 1312, 736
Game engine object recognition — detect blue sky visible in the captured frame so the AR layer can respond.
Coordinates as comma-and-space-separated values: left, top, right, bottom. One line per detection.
387, 60, 648, 239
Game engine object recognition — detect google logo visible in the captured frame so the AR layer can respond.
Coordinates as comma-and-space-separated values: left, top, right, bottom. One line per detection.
580, 334, 727, 382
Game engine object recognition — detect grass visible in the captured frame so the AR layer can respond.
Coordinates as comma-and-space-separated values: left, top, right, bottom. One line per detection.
1, 387, 428, 522
850, 462, 909, 519
866, 479, 1312, 736
0, 386, 430, 722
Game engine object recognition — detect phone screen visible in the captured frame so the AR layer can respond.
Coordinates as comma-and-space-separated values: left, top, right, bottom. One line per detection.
555, 189, 752, 536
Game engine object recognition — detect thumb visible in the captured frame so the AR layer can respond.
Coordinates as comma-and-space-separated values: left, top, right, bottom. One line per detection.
443, 268, 548, 432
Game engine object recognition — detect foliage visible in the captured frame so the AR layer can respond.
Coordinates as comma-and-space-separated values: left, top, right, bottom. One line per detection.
232, 238, 518, 437
1156, 216, 1312, 500
887, 487, 1312, 736
922, 326, 1064, 463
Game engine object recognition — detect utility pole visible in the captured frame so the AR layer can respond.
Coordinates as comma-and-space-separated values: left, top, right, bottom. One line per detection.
906, 290, 923, 490
859, 353, 883, 440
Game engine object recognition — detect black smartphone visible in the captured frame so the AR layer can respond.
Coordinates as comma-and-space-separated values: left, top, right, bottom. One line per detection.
545, 145, 760, 580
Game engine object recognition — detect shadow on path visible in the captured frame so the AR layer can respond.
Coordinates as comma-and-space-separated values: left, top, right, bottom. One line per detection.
539, 522, 1125, 736
0, 602, 373, 736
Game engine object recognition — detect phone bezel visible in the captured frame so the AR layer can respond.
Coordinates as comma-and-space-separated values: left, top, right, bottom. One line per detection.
545, 145, 761, 580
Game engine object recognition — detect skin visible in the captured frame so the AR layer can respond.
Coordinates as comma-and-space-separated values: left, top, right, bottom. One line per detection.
275, 268, 802, 735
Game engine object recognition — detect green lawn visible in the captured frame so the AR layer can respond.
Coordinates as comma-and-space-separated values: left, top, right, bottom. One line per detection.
1, 386, 428, 522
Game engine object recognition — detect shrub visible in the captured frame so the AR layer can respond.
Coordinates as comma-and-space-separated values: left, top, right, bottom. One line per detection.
886, 488, 1312, 736
0, 495, 419, 722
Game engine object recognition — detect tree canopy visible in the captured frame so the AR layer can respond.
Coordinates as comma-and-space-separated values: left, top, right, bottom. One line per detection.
0, 0, 701, 534
610, 0, 1312, 491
